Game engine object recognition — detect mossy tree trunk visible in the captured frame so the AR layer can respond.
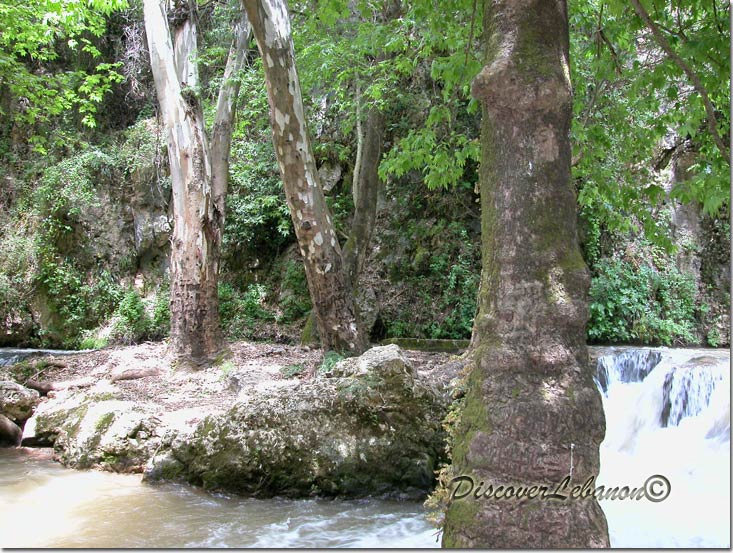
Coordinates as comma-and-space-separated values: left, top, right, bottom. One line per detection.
144, 0, 249, 366
441, 0, 609, 547
244, 0, 367, 354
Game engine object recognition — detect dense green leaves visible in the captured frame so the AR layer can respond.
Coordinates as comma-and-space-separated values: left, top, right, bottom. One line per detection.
570, 0, 730, 249
291, 0, 482, 191
0, 0, 127, 146
588, 257, 699, 345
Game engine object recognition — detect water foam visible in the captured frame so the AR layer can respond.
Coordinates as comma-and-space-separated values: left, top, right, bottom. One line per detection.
593, 347, 730, 548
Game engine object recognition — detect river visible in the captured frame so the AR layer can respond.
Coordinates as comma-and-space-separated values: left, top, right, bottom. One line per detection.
0, 447, 438, 548
0, 346, 729, 547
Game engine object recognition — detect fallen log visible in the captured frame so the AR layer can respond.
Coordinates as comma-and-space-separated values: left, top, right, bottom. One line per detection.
25, 377, 95, 396
110, 366, 161, 382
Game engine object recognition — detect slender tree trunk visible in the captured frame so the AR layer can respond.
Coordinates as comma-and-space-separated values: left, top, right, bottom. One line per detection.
211, 12, 252, 208
343, 105, 383, 289
352, 80, 363, 208
243, 0, 367, 354
441, 1, 609, 547
144, 0, 248, 366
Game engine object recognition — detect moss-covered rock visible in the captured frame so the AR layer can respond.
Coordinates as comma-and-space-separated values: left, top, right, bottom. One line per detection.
148, 345, 449, 498
22, 393, 162, 472
0, 380, 40, 423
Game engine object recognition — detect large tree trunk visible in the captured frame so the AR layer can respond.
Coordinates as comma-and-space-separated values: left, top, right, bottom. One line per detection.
144, 0, 247, 366
441, 0, 609, 548
243, 0, 367, 353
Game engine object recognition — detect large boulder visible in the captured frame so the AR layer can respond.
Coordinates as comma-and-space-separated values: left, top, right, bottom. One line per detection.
0, 380, 40, 423
22, 390, 163, 472
147, 345, 448, 498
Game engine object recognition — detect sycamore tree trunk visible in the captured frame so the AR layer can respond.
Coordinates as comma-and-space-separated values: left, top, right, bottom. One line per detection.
211, 12, 251, 209
243, 0, 367, 353
343, 100, 384, 290
144, 0, 249, 366
441, 0, 610, 548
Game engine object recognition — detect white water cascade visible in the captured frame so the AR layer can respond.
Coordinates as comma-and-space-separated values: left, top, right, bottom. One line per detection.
593, 347, 730, 548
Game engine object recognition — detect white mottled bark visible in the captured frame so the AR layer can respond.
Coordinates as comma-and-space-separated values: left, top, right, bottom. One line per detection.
144, 0, 248, 365
212, 12, 252, 206
244, 0, 366, 353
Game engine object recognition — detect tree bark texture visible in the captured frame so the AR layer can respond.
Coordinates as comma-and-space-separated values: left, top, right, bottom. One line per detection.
343, 106, 384, 290
144, 0, 242, 365
441, 0, 610, 548
244, 0, 367, 353
211, 12, 252, 208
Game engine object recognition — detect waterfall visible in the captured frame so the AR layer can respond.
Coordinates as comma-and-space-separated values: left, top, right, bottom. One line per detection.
659, 359, 725, 427
595, 349, 662, 393
593, 347, 730, 548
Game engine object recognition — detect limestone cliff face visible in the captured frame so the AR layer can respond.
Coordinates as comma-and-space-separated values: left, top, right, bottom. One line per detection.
666, 145, 730, 346
0, 119, 172, 347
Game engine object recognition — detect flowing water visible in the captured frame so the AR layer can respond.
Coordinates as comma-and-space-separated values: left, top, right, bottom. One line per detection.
0, 448, 439, 548
0, 347, 729, 547
0, 347, 84, 368
593, 347, 730, 548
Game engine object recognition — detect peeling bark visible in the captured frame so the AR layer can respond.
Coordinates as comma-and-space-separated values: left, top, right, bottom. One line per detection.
442, 1, 610, 548
244, 0, 367, 353
144, 0, 249, 366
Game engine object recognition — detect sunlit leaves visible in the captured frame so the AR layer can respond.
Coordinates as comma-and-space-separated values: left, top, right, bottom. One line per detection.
570, 0, 730, 249
0, 0, 128, 135
290, 0, 482, 190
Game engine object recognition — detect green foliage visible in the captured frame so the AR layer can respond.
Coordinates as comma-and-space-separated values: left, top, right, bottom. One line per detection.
570, 0, 730, 248
379, 124, 480, 191
34, 149, 117, 222
223, 140, 292, 265
37, 254, 123, 347
150, 284, 171, 339
292, 0, 482, 191
280, 363, 307, 379
588, 257, 699, 345
218, 282, 275, 340
117, 119, 168, 188
112, 290, 152, 344
0, 221, 38, 331
108, 285, 170, 345
0, 0, 128, 143
277, 260, 312, 323
318, 350, 345, 373
218, 360, 236, 381
78, 333, 109, 350
706, 327, 721, 348
384, 216, 480, 341
31, 149, 125, 346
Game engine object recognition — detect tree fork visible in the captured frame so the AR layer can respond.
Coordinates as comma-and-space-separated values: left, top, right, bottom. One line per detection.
144, 0, 249, 366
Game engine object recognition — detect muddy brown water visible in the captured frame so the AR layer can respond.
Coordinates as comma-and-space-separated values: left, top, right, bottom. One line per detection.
0, 448, 438, 548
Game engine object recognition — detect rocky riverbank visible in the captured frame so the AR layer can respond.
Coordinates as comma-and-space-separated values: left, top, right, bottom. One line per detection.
0, 342, 460, 498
